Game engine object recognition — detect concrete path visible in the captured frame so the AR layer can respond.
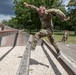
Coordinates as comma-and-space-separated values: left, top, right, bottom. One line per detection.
68, 44, 76, 50
57, 43, 76, 64
0, 46, 26, 75
29, 41, 69, 75
0, 41, 76, 75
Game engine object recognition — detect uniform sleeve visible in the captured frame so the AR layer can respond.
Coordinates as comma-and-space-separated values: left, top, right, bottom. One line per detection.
46, 9, 69, 21
29, 5, 39, 11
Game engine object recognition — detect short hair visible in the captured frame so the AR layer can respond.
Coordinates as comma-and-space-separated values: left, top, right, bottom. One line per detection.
39, 5, 46, 10
40, 5, 46, 8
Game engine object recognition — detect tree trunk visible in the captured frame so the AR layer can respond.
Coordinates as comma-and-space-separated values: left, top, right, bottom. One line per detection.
29, 24, 31, 34
74, 30, 76, 35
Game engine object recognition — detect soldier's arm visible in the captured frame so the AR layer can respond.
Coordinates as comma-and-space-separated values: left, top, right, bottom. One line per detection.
24, 2, 39, 11
46, 9, 70, 21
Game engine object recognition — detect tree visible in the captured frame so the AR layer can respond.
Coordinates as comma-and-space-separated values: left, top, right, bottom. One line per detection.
1, 20, 8, 25
67, 0, 76, 35
1, 0, 66, 33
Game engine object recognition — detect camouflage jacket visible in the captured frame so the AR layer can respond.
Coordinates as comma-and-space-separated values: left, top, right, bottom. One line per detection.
30, 5, 66, 32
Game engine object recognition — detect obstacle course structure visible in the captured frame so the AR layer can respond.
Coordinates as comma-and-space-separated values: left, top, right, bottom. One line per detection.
0, 24, 76, 75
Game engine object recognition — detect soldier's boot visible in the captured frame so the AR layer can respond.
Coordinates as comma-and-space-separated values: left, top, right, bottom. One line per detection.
57, 51, 62, 58
31, 40, 37, 50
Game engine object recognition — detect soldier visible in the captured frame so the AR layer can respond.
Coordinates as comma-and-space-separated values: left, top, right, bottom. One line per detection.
66, 30, 69, 41
24, 2, 70, 58
62, 30, 69, 42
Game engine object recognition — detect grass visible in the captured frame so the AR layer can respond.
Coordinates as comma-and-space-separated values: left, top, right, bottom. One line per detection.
53, 34, 76, 44
53, 31, 76, 44
25, 30, 76, 44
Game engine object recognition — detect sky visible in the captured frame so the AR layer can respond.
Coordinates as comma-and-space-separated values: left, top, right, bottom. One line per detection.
63, 0, 70, 5
0, 0, 70, 23
0, 0, 15, 22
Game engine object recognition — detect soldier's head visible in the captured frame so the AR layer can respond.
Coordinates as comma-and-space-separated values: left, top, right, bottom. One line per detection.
39, 5, 46, 14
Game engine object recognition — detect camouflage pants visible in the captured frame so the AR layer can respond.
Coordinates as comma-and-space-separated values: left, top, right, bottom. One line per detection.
62, 36, 68, 42
32, 29, 60, 53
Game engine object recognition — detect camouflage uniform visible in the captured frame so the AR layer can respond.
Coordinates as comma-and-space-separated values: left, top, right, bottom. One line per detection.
62, 30, 69, 42
30, 5, 68, 53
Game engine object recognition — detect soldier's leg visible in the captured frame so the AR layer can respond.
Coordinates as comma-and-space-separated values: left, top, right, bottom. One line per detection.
31, 29, 47, 49
64, 37, 66, 42
31, 32, 41, 49
66, 36, 68, 41
47, 35, 60, 54
61, 37, 64, 42
62, 36, 66, 42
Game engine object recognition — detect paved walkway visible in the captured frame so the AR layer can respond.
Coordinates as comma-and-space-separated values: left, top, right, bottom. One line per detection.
57, 43, 76, 64
0, 46, 26, 75
0, 41, 76, 75
29, 41, 69, 75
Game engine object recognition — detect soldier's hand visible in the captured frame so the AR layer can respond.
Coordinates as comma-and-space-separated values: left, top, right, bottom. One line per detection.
64, 17, 70, 21
24, 2, 30, 7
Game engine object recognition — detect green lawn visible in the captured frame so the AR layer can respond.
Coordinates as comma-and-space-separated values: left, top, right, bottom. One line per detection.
53, 34, 76, 44
53, 31, 76, 44
43, 31, 76, 44
25, 30, 76, 44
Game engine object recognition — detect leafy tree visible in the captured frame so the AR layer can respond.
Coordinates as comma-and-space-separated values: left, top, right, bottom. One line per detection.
13, 0, 66, 33
8, 18, 19, 28
1, 20, 8, 25
67, 0, 76, 35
